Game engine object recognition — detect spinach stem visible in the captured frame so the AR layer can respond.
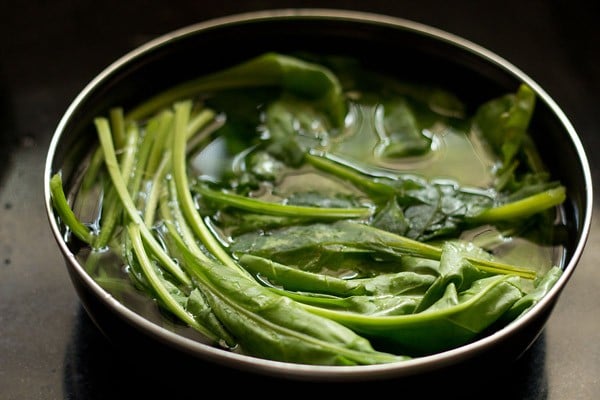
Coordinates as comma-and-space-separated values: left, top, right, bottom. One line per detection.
470, 186, 566, 223
49, 173, 94, 244
145, 110, 174, 177
109, 107, 127, 150
170, 101, 240, 270
195, 184, 373, 219
127, 223, 220, 341
95, 117, 191, 285
305, 152, 396, 197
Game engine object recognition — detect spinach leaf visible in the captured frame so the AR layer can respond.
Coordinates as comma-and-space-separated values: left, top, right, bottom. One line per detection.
473, 83, 552, 193
183, 251, 406, 365
474, 83, 535, 169
127, 52, 347, 128
264, 98, 333, 166
239, 253, 435, 297
273, 289, 423, 316
376, 97, 432, 158
230, 220, 537, 279
306, 153, 565, 241
302, 267, 525, 355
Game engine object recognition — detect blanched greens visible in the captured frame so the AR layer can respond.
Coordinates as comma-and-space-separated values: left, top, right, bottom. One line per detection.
50, 52, 566, 365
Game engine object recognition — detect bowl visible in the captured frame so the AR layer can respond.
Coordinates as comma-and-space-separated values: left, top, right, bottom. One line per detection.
44, 9, 593, 382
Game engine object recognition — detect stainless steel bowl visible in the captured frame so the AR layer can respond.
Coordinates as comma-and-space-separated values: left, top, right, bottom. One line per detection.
44, 9, 593, 382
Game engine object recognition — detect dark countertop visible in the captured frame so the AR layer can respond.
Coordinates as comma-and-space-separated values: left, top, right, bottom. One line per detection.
1, 1, 598, 398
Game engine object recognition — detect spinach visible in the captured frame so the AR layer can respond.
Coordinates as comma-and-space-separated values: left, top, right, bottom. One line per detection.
49, 52, 566, 364
194, 183, 372, 220
126, 52, 347, 128
473, 83, 552, 192
230, 220, 537, 279
294, 242, 529, 355
239, 253, 436, 297
305, 152, 565, 241
376, 97, 432, 158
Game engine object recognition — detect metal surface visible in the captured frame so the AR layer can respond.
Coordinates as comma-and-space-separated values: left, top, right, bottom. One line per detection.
1, 1, 598, 398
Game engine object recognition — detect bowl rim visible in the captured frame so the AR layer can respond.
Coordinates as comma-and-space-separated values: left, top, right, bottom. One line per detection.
44, 8, 594, 381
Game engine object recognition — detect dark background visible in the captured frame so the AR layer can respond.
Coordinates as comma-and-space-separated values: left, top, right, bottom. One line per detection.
1, 1, 598, 398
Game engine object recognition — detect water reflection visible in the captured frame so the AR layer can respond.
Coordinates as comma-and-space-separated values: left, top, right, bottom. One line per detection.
63, 306, 548, 398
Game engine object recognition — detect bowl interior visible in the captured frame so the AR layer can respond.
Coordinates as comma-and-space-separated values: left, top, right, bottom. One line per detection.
45, 10, 592, 381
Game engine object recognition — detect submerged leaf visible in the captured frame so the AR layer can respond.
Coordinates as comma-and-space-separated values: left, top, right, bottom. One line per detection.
376, 98, 431, 158
183, 251, 406, 365
303, 266, 524, 355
